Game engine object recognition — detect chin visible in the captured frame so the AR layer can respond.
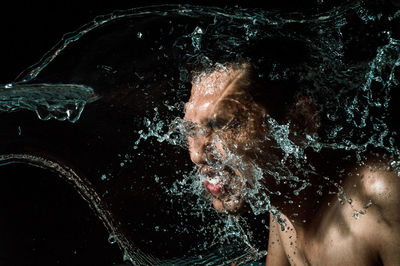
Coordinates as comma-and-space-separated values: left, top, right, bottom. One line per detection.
211, 195, 247, 214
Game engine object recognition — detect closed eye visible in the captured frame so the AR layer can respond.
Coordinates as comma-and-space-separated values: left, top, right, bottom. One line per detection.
206, 117, 231, 130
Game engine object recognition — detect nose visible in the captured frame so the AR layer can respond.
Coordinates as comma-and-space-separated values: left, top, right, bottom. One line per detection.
188, 134, 210, 165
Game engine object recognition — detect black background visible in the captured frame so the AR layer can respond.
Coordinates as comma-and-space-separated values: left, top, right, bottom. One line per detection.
1, 0, 399, 84
0, 1, 399, 266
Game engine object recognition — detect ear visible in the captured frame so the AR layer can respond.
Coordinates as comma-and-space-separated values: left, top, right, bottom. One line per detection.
287, 96, 320, 137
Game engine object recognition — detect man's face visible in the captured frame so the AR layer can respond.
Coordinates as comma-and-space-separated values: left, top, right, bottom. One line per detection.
184, 66, 271, 213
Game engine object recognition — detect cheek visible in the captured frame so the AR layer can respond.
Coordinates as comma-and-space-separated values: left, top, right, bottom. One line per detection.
213, 141, 227, 158
218, 127, 265, 156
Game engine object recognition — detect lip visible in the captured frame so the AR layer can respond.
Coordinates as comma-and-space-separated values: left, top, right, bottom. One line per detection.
200, 165, 234, 197
204, 179, 224, 196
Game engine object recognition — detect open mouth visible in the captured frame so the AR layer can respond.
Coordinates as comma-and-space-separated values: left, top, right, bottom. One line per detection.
199, 165, 248, 213
200, 165, 236, 197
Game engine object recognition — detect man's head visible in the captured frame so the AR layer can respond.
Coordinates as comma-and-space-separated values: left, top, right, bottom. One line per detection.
184, 62, 319, 214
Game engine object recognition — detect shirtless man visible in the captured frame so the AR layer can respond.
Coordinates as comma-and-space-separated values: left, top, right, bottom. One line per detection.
183, 63, 400, 265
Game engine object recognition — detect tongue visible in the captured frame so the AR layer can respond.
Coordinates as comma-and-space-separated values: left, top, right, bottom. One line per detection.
204, 180, 224, 196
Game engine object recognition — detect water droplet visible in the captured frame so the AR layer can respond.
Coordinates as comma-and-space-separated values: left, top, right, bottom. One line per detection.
108, 235, 117, 245
347, 198, 353, 204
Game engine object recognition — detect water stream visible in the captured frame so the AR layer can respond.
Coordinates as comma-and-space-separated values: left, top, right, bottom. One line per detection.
0, 2, 399, 265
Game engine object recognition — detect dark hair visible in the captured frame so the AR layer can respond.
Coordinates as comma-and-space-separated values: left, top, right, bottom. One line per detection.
245, 66, 300, 124
188, 36, 310, 123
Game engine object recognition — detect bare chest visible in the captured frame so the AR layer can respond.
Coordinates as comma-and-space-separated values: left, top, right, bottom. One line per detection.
278, 206, 380, 266
301, 227, 377, 266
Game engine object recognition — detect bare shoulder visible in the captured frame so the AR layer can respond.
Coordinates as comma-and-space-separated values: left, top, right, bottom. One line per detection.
355, 156, 400, 263
266, 214, 290, 266
357, 158, 400, 218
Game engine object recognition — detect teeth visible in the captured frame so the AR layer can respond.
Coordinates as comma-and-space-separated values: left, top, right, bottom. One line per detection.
207, 175, 223, 185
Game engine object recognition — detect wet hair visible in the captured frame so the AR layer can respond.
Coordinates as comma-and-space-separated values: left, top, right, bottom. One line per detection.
190, 60, 302, 125
188, 36, 311, 124
243, 65, 300, 124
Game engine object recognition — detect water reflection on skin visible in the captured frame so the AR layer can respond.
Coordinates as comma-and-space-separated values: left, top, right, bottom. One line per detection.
184, 63, 268, 214
184, 63, 400, 265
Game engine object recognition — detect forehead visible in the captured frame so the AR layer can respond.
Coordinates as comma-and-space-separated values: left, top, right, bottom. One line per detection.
185, 67, 246, 121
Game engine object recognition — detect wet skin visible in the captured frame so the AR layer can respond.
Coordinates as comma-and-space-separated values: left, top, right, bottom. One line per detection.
184, 64, 270, 213
184, 64, 400, 265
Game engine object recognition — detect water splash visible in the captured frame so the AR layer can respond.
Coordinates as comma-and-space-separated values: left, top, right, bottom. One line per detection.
1, 2, 399, 265
0, 83, 98, 122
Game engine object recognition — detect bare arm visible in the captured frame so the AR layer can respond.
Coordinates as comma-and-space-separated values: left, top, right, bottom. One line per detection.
266, 213, 290, 266
374, 174, 400, 265
360, 165, 400, 264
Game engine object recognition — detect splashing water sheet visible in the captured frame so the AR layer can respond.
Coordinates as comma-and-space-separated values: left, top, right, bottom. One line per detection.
0, 1, 400, 265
